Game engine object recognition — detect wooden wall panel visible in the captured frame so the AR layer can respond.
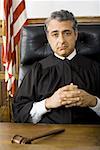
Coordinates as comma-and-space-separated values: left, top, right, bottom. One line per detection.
28, 16, 100, 24
0, 21, 9, 122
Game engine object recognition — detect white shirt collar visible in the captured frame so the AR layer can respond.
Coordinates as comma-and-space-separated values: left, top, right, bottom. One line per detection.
54, 49, 76, 60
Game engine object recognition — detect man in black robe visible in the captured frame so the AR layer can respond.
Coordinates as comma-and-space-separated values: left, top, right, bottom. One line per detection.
12, 10, 100, 124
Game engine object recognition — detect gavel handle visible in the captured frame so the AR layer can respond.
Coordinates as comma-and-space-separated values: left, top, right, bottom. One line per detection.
30, 128, 65, 142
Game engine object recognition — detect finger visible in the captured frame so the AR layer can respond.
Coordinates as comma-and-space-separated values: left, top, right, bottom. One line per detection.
68, 83, 78, 90
60, 90, 80, 100
65, 102, 80, 108
61, 97, 80, 105
75, 101, 82, 106
60, 84, 78, 91
65, 103, 76, 108
65, 97, 83, 107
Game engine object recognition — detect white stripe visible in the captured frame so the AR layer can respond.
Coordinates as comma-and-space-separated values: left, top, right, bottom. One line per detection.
5, 62, 9, 82
4, 62, 15, 83
8, 60, 16, 75
7, 61, 16, 90
7, 76, 15, 91
11, 36, 14, 52
13, 0, 23, 12
7, 6, 13, 48
14, 10, 27, 37
10, 6, 13, 24
8, 60, 13, 75
7, 14, 11, 47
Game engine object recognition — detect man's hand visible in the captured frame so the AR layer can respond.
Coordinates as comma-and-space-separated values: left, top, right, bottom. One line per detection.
45, 83, 97, 109
65, 89, 97, 108
45, 83, 79, 109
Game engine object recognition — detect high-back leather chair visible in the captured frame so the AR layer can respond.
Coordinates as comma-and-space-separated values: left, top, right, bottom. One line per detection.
18, 23, 100, 86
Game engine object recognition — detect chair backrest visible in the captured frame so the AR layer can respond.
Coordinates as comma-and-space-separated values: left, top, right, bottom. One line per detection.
18, 23, 100, 86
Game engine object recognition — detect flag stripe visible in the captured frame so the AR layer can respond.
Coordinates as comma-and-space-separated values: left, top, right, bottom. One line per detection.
13, 0, 26, 23
14, 18, 27, 45
14, 10, 27, 44
13, 0, 23, 12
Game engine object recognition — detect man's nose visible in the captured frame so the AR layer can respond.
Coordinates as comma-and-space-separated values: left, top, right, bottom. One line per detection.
58, 34, 65, 43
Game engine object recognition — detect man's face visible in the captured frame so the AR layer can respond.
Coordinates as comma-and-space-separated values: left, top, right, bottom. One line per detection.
47, 19, 78, 57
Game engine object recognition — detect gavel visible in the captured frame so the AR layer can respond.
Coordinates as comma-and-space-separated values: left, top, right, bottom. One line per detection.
11, 128, 65, 144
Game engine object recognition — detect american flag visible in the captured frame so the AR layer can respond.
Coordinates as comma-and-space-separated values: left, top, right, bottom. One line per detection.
2, 0, 27, 96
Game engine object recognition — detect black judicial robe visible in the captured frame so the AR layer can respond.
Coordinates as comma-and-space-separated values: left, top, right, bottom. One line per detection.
12, 54, 100, 124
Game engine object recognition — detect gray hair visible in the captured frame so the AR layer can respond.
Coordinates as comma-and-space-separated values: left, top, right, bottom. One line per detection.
45, 10, 78, 32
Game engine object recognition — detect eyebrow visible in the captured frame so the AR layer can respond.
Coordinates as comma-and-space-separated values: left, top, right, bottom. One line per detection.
48, 30, 58, 34
50, 29, 72, 34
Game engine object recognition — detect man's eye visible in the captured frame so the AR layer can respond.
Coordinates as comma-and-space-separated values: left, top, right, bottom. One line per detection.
52, 33, 58, 37
64, 32, 72, 36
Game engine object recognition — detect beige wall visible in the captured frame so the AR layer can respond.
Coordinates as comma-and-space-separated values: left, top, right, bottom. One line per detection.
25, 0, 100, 18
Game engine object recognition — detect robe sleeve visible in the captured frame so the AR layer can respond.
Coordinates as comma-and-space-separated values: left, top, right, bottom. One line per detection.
12, 62, 41, 123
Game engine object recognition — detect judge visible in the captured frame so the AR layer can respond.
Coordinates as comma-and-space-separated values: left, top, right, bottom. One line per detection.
12, 10, 100, 124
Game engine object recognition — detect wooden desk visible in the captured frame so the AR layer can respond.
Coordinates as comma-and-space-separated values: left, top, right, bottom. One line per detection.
0, 123, 100, 150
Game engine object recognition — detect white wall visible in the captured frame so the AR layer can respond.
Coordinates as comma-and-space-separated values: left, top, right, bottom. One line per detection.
25, 0, 100, 18
0, 0, 100, 19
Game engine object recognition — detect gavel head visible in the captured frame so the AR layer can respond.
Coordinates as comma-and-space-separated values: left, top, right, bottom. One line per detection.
11, 135, 32, 144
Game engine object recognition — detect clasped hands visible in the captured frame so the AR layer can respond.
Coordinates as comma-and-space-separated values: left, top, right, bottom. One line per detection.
45, 83, 97, 109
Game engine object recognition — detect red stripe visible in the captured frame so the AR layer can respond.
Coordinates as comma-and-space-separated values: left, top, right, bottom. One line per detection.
7, 50, 16, 65
13, 0, 26, 23
4, 0, 12, 18
11, 79, 16, 96
10, 22, 13, 37
4, 0, 12, 33
1, 44, 6, 64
